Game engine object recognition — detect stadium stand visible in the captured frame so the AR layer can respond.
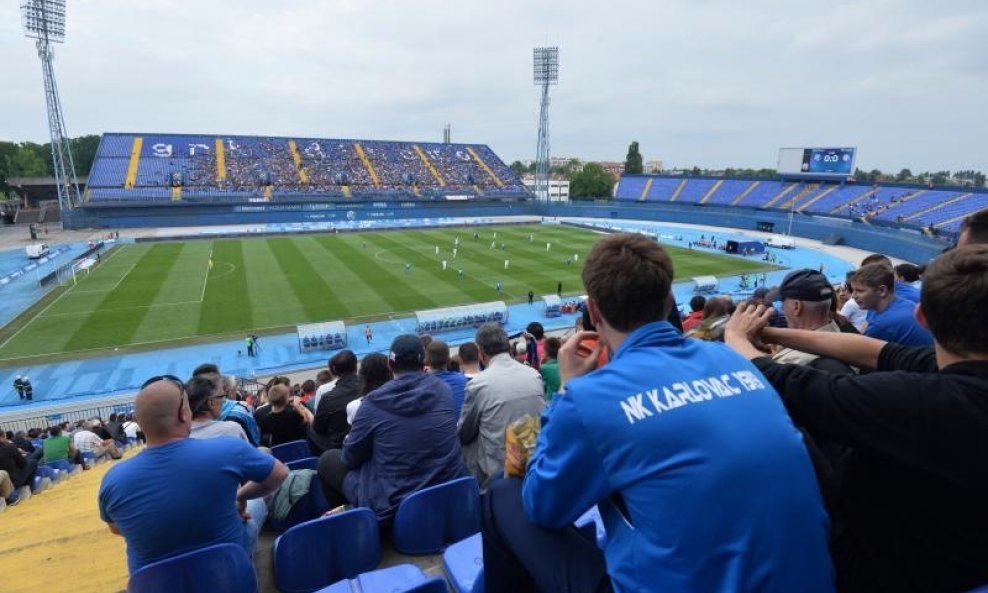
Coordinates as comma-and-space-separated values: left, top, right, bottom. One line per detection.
612, 174, 988, 236
85, 133, 528, 203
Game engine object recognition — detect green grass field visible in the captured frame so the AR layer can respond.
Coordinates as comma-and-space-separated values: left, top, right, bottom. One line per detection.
0, 225, 777, 361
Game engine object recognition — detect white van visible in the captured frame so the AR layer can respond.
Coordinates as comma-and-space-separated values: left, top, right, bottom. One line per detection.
26, 243, 50, 259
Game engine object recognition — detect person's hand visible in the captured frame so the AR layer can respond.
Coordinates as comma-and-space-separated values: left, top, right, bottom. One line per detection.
557, 331, 602, 390
236, 496, 251, 522
724, 302, 774, 352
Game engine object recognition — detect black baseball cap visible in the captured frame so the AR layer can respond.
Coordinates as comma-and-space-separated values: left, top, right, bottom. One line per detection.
390, 334, 425, 367
771, 269, 834, 302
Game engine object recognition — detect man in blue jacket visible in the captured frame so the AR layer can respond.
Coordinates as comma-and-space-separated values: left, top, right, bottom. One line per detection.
317, 334, 468, 523
481, 232, 835, 593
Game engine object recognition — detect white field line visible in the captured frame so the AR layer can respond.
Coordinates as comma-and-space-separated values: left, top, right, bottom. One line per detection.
0, 247, 134, 349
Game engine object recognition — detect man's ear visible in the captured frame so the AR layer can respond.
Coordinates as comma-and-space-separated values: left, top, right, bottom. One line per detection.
587, 298, 603, 330
914, 303, 929, 330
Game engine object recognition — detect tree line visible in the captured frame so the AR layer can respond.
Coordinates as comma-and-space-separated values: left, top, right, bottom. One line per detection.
510, 140, 987, 199
0, 135, 101, 198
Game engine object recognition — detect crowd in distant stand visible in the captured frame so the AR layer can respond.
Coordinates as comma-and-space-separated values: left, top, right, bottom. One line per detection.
146, 139, 526, 197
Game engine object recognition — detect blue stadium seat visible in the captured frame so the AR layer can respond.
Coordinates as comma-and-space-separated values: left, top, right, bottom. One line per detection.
37, 465, 63, 483
286, 457, 319, 471
964, 586, 988, 593
267, 470, 329, 533
273, 508, 427, 593
392, 476, 481, 555
127, 543, 258, 593
317, 566, 432, 593
271, 439, 311, 464
442, 533, 484, 593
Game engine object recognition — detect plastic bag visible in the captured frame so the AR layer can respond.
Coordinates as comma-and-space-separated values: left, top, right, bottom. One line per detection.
504, 415, 541, 478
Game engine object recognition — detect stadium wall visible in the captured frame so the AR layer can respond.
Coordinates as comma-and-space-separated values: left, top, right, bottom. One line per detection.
64, 200, 537, 229
66, 199, 947, 262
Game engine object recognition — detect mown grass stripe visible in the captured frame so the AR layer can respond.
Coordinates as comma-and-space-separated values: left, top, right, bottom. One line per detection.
198, 239, 252, 335
63, 243, 186, 350
308, 235, 402, 317
267, 237, 351, 320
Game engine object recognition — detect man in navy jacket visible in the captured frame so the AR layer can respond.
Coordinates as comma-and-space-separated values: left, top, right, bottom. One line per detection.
481, 232, 835, 593
317, 334, 468, 522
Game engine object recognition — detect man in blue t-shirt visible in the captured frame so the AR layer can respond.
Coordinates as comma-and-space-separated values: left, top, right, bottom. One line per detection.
425, 340, 468, 419
851, 263, 933, 346
99, 376, 288, 574
481, 233, 834, 593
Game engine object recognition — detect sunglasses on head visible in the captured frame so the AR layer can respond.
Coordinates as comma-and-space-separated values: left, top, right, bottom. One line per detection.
141, 374, 186, 392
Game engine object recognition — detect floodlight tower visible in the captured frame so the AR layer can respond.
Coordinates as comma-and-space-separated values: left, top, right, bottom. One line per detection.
533, 47, 558, 201
21, 0, 81, 211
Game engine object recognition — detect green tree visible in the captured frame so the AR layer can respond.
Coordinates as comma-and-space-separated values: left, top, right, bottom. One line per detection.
7, 143, 50, 177
896, 168, 912, 182
509, 161, 526, 176
624, 141, 643, 175
570, 162, 615, 199
868, 169, 883, 183
853, 168, 868, 182
931, 171, 950, 186
69, 135, 101, 175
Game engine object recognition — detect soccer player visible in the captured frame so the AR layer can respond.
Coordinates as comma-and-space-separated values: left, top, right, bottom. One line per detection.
496, 281, 502, 294
504, 260, 510, 270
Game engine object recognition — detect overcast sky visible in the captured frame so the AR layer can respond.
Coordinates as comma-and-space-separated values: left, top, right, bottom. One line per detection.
1, 0, 986, 172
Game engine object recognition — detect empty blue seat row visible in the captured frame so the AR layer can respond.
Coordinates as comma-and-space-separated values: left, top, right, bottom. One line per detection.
301, 333, 345, 352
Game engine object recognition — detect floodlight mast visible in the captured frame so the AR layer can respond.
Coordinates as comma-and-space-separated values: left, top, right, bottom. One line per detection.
533, 47, 558, 202
21, 0, 81, 211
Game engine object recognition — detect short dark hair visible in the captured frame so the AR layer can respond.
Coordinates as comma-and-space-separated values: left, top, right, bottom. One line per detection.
329, 350, 358, 376
525, 322, 545, 339
475, 323, 511, 357
426, 340, 451, 370
359, 353, 393, 395
852, 263, 894, 291
920, 244, 988, 355
581, 233, 673, 332
301, 379, 316, 393
689, 295, 706, 312
960, 209, 988, 245
894, 263, 921, 283
192, 363, 220, 377
457, 342, 480, 363
860, 253, 893, 268
544, 337, 561, 359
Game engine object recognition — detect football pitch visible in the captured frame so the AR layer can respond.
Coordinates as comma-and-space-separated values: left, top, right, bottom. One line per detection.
0, 225, 777, 361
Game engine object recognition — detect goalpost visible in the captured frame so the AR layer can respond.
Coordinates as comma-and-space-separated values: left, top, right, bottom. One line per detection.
65, 257, 96, 285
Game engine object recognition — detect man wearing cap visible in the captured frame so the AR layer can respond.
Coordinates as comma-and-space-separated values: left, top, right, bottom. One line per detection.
99, 377, 288, 574
770, 269, 853, 373
316, 334, 467, 522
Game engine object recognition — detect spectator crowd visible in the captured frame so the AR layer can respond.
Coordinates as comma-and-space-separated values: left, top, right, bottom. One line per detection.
6, 208, 987, 593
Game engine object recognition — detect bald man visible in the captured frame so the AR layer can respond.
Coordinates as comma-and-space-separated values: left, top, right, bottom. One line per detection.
98, 377, 288, 574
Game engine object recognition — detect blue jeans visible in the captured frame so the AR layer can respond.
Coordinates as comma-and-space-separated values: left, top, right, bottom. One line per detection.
243, 497, 268, 556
